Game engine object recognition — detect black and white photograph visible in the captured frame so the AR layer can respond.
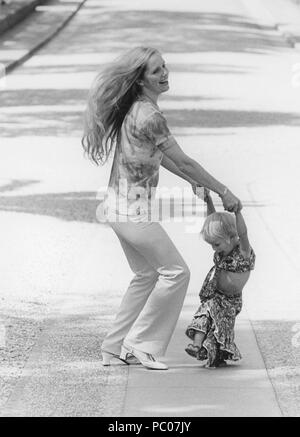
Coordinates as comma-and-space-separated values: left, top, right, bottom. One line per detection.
0, 0, 299, 420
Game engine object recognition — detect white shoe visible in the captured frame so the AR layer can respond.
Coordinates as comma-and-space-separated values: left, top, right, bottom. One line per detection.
101, 351, 128, 366
120, 344, 168, 370
101, 350, 140, 366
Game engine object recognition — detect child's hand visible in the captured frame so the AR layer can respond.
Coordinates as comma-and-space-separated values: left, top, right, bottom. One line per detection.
193, 186, 208, 200
234, 200, 243, 213
192, 184, 212, 202
192, 184, 213, 203
191, 183, 200, 195
192, 183, 203, 197
203, 188, 211, 203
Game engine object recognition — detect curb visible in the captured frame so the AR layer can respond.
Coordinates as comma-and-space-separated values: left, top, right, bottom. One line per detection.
3, 0, 88, 74
0, 1, 44, 36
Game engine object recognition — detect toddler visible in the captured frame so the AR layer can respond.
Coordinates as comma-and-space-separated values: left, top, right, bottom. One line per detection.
185, 189, 255, 368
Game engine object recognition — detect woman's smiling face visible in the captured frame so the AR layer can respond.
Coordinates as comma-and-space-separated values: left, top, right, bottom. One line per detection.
142, 52, 169, 97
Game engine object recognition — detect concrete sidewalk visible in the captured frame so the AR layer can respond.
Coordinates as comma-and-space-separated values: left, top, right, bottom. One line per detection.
121, 305, 282, 417
0, 0, 87, 73
0, 302, 283, 417
0, 216, 284, 417
0, 0, 300, 76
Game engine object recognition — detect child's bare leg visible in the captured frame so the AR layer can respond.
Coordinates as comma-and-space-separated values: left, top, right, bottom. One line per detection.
193, 331, 205, 347
185, 331, 207, 359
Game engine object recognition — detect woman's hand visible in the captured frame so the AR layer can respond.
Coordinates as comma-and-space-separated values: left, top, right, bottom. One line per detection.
221, 189, 241, 212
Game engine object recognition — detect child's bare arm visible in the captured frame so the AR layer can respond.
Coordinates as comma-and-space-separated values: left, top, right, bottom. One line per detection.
204, 189, 216, 216
235, 208, 251, 256
193, 186, 216, 215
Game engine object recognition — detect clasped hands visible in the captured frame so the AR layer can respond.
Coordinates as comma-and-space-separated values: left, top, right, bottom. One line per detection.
191, 183, 242, 213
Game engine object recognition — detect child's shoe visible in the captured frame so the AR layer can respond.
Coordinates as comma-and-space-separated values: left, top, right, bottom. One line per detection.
185, 344, 200, 358
185, 344, 208, 361
197, 347, 207, 361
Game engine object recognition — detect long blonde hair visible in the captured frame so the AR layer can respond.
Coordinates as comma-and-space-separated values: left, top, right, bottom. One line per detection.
82, 46, 159, 165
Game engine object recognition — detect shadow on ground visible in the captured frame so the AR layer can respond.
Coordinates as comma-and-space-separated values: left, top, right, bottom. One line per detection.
1, 105, 300, 137
0, 189, 267, 223
0, 8, 294, 136
53, 9, 291, 54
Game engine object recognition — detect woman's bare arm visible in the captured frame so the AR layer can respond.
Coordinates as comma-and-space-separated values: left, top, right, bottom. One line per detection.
161, 155, 197, 185
160, 137, 241, 212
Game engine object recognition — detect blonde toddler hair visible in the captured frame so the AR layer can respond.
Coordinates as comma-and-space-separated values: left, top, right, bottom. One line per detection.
201, 212, 238, 244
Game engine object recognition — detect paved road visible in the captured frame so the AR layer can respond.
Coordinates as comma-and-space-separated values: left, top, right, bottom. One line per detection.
0, 0, 300, 416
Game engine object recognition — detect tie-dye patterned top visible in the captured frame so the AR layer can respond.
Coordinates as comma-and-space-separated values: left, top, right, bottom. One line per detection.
214, 244, 256, 273
104, 98, 174, 221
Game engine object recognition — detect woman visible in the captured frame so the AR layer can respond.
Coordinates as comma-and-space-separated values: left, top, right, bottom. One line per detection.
82, 47, 241, 370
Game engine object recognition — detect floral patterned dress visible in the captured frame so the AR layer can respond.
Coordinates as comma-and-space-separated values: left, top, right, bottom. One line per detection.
186, 244, 256, 367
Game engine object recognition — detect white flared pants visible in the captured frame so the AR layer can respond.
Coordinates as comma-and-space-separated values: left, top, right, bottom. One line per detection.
101, 220, 190, 357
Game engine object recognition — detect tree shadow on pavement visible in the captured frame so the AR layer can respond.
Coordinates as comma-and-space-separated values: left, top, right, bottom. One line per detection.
0, 179, 39, 192
55, 9, 291, 55
0, 187, 267, 223
0, 9, 294, 137
0, 191, 102, 223
0, 89, 88, 107
15, 63, 255, 76
165, 109, 300, 129
1, 106, 300, 137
